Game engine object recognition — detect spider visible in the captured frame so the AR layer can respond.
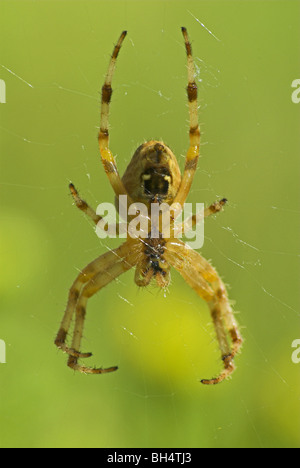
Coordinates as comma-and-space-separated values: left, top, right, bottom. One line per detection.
55, 28, 242, 385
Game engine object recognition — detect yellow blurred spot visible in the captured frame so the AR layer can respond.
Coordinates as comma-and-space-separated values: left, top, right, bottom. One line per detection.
109, 280, 217, 388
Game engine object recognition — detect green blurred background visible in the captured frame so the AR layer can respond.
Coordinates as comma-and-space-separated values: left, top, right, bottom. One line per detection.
0, 0, 299, 448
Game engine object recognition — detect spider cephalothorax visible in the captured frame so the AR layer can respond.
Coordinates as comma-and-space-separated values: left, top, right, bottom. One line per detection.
55, 28, 242, 385
121, 141, 181, 206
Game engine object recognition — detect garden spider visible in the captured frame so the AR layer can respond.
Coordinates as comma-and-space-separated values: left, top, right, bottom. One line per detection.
55, 28, 242, 385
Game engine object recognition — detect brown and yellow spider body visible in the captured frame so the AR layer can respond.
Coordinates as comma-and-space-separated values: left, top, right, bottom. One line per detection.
55, 28, 242, 385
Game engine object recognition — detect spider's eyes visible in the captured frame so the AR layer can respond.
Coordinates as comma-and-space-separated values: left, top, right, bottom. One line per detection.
142, 168, 171, 197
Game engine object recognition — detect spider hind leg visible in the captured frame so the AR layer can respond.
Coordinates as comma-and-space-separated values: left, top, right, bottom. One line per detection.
164, 240, 242, 385
55, 240, 142, 374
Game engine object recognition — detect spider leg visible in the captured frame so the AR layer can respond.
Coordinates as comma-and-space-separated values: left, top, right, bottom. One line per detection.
55, 241, 137, 358
169, 240, 242, 357
155, 269, 171, 289
134, 259, 154, 287
173, 27, 200, 207
69, 183, 125, 235
173, 198, 227, 238
164, 239, 242, 385
69, 183, 102, 225
210, 277, 242, 361
65, 241, 142, 374
98, 31, 133, 203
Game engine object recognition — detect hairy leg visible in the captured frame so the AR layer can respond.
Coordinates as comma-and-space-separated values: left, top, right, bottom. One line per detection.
173, 198, 227, 238
69, 183, 102, 225
67, 245, 141, 374
98, 31, 133, 202
55, 241, 139, 356
164, 240, 242, 384
134, 259, 154, 287
173, 28, 200, 207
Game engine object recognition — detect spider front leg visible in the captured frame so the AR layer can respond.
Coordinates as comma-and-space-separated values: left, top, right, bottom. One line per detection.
165, 240, 242, 385
174, 27, 201, 208
98, 31, 133, 204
